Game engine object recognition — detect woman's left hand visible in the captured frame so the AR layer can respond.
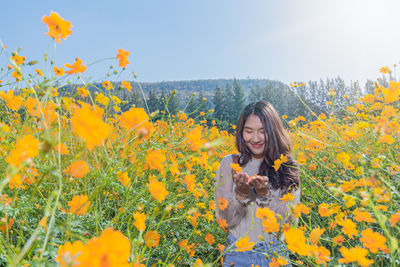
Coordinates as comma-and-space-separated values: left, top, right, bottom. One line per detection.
249, 176, 270, 197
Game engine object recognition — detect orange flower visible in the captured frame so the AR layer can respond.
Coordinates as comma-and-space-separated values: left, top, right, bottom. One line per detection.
272, 154, 288, 171
102, 81, 113, 90
318, 203, 332, 217
0, 90, 24, 111
388, 211, 400, 226
121, 80, 132, 91
6, 135, 39, 168
382, 80, 400, 103
65, 57, 87, 75
269, 256, 289, 267
377, 134, 395, 145
117, 171, 131, 187
70, 103, 112, 150
55, 143, 69, 155
360, 229, 389, 254
68, 195, 91, 216
230, 163, 242, 173
148, 177, 169, 203
217, 218, 228, 232
133, 212, 146, 231
205, 233, 215, 245
116, 49, 130, 68
57, 228, 131, 267
56, 240, 85, 266
11, 54, 26, 65
35, 69, 43, 76
42, 11, 72, 43
256, 207, 280, 233
292, 203, 310, 218
39, 217, 47, 231
279, 192, 295, 203
118, 107, 149, 129
283, 228, 313, 256
63, 160, 89, 178
53, 66, 65, 76
218, 198, 229, 211
144, 230, 160, 248
338, 218, 357, 239
332, 235, 345, 245
338, 247, 373, 267
235, 236, 254, 252
310, 227, 325, 245
145, 149, 166, 174
0, 217, 14, 234
353, 210, 376, 223
185, 125, 206, 151
314, 246, 331, 265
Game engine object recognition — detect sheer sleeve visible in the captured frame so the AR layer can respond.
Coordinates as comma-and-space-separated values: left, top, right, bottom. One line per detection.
264, 186, 301, 226
214, 155, 254, 229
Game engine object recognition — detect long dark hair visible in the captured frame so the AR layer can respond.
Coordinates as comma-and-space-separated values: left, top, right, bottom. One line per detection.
235, 101, 299, 192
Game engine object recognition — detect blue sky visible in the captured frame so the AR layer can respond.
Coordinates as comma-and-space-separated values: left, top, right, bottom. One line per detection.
2, 0, 400, 85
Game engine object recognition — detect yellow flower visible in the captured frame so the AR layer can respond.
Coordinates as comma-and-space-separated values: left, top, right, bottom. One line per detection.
102, 81, 113, 90
280, 192, 295, 203
379, 66, 391, 74
95, 93, 109, 106
53, 66, 64, 76
77, 86, 89, 98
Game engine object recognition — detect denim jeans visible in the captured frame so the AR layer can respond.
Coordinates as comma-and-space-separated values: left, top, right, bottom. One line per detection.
222, 233, 291, 267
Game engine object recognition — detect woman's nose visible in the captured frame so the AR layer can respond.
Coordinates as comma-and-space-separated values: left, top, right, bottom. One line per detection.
253, 132, 263, 142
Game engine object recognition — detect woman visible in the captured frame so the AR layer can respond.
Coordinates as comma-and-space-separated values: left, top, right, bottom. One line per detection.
214, 101, 300, 267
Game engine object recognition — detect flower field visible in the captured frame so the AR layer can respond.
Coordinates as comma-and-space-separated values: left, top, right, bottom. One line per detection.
0, 12, 399, 266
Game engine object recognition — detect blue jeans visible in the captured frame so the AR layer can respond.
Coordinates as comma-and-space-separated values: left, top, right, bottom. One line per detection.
222, 233, 291, 267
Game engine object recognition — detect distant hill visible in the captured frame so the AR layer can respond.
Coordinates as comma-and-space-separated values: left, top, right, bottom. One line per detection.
132, 78, 284, 95
61, 78, 288, 109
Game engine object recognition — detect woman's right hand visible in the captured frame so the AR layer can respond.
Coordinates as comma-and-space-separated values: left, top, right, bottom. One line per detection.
233, 173, 251, 199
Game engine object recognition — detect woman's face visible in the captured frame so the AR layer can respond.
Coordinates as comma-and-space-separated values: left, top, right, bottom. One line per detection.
242, 114, 267, 159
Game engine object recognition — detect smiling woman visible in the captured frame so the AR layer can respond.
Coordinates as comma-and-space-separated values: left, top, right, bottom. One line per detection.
214, 100, 300, 266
